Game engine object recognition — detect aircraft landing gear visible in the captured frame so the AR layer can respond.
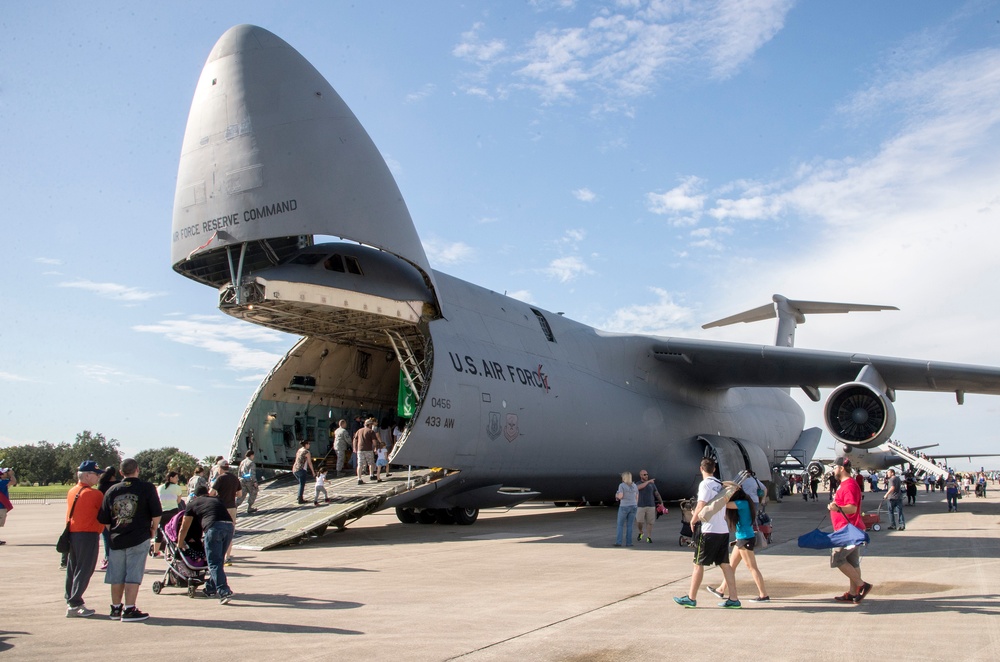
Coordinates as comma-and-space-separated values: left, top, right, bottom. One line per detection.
395, 507, 479, 525
451, 507, 479, 525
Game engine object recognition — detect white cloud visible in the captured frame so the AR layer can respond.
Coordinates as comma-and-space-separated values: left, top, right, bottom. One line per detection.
59, 279, 165, 302
0, 371, 36, 383
35, 257, 62, 265
405, 83, 436, 103
455, 1, 794, 108
601, 287, 696, 335
698, 46, 1000, 377
133, 315, 288, 373
647, 176, 706, 219
506, 289, 536, 304
453, 23, 507, 62
77, 364, 161, 385
423, 238, 475, 266
544, 255, 593, 282
573, 187, 597, 202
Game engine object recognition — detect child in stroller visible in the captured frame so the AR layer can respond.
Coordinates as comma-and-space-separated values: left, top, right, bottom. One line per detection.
152, 509, 209, 598
678, 498, 697, 547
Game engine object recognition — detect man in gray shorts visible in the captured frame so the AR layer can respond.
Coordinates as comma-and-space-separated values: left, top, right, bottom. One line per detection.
827, 457, 873, 604
98, 458, 162, 622
634, 469, 663, 543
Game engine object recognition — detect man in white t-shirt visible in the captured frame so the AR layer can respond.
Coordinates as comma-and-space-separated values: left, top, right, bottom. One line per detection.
674, 457, 740, 609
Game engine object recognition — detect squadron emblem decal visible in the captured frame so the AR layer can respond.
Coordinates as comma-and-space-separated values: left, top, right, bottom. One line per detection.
487, 412, 502, 441
504, 414, 519, 443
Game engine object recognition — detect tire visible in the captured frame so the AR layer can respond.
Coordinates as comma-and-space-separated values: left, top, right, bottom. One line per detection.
152, 581, 162, 595
416, 509, 438, 524
395, 507, 417, 524
872, 524, 881, 532
452, 507, 479, 525
435, 508, 456, 525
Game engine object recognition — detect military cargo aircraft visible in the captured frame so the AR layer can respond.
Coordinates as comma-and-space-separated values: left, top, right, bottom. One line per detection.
170, 25, 1000, 526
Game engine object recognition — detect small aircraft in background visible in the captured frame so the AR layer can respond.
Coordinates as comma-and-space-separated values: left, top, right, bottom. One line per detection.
806, 442, 1000, 478
169, 25, 1000, 526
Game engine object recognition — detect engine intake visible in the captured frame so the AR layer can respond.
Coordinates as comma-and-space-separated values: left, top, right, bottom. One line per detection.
806, 461, 826, 478
824, 381, 895, 449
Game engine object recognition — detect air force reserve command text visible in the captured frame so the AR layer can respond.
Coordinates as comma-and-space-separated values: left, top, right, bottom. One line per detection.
172, 199, 297, 242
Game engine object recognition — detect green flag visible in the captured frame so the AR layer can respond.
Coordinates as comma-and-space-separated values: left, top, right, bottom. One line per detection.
397, 371, 416, 417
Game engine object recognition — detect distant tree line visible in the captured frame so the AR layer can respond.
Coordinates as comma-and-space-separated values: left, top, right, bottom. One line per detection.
0, 431, 202, 486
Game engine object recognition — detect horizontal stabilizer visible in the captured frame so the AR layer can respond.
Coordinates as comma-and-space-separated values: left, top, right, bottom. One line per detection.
703, 294, 898, 347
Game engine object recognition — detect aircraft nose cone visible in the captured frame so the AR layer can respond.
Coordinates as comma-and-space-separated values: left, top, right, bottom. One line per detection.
208, 24, 291, 62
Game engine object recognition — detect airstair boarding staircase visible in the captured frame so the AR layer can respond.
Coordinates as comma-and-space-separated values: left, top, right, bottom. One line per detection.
885, 441, 949, 478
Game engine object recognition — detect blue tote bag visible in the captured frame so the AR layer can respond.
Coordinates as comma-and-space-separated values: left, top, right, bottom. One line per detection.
797, 523, 870, 550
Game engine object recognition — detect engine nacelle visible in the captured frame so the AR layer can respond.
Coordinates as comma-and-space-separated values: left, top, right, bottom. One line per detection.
824, 381, 896, 449
806, 461, 827, 478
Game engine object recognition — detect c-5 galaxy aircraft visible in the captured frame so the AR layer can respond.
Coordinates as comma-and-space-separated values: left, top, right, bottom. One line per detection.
171, 25, 1000, 526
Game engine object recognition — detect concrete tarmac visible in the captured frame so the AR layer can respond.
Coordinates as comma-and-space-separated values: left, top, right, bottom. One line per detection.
4, 488, 1000, 661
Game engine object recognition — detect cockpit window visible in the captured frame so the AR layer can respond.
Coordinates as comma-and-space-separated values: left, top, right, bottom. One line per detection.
324, 255, 345, 272
291, 253, 325, 265
345, 256, 363, 275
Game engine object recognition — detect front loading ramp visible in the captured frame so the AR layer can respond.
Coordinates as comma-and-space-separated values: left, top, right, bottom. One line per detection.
233, 468, 442, 551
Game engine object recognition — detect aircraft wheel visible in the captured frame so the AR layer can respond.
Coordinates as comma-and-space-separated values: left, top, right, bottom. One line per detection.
435, 508, 456, 525
395, 507, 417, 524
152, 581, 162, 595
553, 501, 569, 507
452, 507, 479, 525
416, 509, 438, 524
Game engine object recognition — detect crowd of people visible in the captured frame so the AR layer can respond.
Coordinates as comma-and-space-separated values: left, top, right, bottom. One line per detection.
55, 453, 253, 621
52, 415, 411, 620
614, 453, 997, 608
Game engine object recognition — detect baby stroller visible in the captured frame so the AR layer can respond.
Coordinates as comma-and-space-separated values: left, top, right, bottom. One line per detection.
152, 510, 209, 598
678, 498, 697, 547
756, 510, 773, 543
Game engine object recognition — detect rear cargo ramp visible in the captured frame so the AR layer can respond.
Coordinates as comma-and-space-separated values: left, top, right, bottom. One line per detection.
233, 468, 446, 551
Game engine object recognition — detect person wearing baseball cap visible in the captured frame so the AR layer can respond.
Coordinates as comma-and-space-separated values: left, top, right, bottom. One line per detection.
827, 456, 873, 604
64, 460, 106, 617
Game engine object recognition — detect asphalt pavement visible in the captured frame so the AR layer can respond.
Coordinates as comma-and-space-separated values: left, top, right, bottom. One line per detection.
4, 486, 999, 661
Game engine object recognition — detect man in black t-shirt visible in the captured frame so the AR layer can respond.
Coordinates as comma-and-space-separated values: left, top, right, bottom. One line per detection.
177, 487, 235, 604
98, 458, 162, 622
209, 459, 241, 566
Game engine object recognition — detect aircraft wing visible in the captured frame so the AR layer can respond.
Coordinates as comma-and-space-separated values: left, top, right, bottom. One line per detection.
652, 338, 1000, 395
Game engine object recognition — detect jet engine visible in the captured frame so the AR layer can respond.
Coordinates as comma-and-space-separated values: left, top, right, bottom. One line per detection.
806, 461, 826, 478
823, 367, 896, 450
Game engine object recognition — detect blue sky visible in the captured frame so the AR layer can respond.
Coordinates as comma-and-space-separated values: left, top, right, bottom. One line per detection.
3, 1, 1000, 469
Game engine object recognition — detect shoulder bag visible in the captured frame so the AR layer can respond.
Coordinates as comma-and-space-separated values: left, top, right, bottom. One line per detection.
56, 489, 83, 554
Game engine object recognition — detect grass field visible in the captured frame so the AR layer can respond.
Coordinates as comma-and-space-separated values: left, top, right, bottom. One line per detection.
8, 484, 72, 502
9, 484, 72, 495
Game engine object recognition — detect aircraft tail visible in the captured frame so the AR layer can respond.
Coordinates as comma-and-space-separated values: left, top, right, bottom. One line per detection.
702, 294, 898, 347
